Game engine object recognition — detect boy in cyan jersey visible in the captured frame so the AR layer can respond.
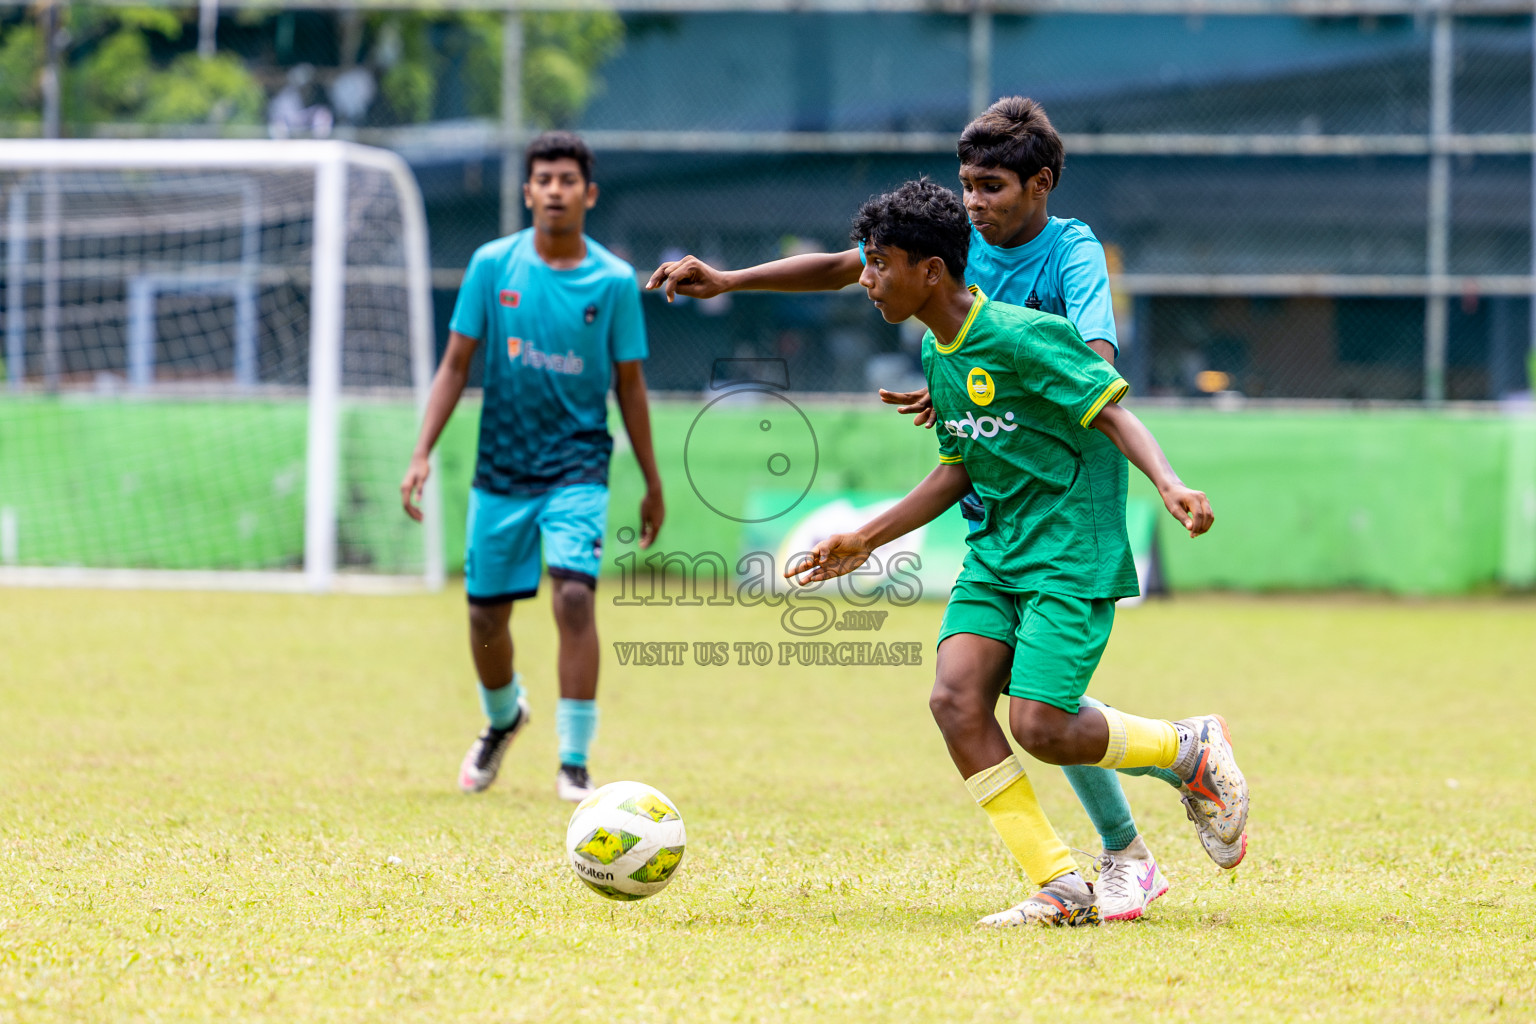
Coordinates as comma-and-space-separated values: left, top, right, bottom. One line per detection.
786, 179, 1247, 926
648, 98, 1242, 922
403, 131, 664, 802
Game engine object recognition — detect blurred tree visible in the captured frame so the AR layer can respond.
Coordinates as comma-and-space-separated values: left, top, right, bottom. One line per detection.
0, 22, 39, 122
370, 11, 623, 127
521, 11, 626, 126
141, 53, 266, 125
0, 7, 620, 130
0, 6, 263, 128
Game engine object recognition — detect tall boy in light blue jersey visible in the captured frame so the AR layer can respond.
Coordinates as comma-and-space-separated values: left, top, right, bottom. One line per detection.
647, 98, 1243, 921
403, 131, 665, 803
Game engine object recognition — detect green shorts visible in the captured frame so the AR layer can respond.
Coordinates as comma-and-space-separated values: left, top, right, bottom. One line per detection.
936, 579, 1116, 714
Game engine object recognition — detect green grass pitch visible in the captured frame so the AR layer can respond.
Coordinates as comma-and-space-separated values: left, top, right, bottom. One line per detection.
2, 587, 1533, 1022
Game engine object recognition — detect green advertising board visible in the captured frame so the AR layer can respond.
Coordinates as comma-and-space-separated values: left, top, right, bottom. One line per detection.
1, 394, 1532, 596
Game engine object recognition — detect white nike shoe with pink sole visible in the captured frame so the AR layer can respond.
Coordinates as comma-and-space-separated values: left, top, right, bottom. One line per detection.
1094, 835, 1170, 922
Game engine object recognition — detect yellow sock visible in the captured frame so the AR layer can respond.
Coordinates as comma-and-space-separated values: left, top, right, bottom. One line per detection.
1094, 706, 1180, 770
965, 755, 1076, 887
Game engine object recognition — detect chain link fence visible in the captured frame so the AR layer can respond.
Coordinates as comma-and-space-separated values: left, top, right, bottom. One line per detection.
398, 7, 1536, 403
5, 3, 1535, 403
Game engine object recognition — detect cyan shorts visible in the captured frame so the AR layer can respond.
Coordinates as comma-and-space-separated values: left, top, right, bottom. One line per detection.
464, 484, 608, 605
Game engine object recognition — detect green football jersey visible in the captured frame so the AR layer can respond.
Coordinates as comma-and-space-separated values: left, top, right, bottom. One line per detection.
923, 287, 1139, 600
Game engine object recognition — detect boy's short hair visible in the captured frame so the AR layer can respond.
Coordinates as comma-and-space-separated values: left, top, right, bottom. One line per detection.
956, 96, 1064, 191
849, 178, 969, 282
525, 130, 595, 183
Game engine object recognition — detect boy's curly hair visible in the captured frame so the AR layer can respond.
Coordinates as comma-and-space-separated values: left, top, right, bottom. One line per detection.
849, 178, 969, 282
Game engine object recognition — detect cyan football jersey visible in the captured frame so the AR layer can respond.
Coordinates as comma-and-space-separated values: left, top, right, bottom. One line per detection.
450, 229, 648, 495
956, 217, 1121, 526
965, 217, 1119, 354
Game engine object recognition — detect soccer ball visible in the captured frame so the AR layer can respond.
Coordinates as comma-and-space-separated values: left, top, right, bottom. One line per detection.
565, 781, 687, 901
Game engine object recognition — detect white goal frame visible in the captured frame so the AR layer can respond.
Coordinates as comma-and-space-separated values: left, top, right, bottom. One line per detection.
0, 139, 443, 594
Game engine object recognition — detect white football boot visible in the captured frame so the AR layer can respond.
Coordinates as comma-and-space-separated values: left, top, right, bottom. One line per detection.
1183, 795, 1248, 869
556, 763, 595, 802
457, 694, 530, 794
1174, 714, 1249, 845
977, 872, 1100, 928
1094, 836, 1170, 922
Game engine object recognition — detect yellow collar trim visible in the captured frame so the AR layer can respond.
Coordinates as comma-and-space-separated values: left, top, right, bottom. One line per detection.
934, 286, 986, 355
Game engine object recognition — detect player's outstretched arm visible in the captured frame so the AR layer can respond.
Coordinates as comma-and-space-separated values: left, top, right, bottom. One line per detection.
645, 250, 863, 302
785, 463, 972, 584
401, 330, 478, 522
613, 360, 665, 548
1091, 402, 1214, 538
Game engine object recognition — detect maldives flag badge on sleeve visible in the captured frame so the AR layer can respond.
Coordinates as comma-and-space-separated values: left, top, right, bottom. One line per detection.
499, 290, 521, 308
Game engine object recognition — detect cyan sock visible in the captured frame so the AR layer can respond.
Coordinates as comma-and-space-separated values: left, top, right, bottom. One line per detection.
556, 698, 598, 768
478, 673, 524, 730
1116, 764, 1185, 789
1069, 695, 1140, 851
1062, 764, 1140, 853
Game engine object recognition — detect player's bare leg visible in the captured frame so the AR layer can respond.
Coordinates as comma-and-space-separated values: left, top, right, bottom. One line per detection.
1007, 698, 1110, 766
929, 633, 1013, 777
551, 575, 600, 800
939, 657, 1169, 920
468, 600, 516, 689
1010, 698, 1250, 847
551, 575, 599, 700
933, 633, 1099, 926
459, 600, 530, 793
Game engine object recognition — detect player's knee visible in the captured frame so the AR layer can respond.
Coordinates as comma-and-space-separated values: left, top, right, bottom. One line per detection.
1010, 723, 1056, 760
1008, 706, 1064, 763
467, 603, 507, 645
551, 578, 595, 630
928, 678, 985, 738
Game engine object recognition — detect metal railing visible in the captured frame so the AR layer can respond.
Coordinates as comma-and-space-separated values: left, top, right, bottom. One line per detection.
9, 0, 1536, 401
479, 0, 1532, 403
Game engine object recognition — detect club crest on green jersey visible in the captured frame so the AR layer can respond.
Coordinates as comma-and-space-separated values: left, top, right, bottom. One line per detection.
967, 367, 996, 406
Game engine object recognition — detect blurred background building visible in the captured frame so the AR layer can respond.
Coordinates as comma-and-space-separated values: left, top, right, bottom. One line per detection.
2, 0, 1534, 402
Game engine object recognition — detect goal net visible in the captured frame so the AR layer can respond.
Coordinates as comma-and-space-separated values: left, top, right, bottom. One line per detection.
0, 140, 442, 592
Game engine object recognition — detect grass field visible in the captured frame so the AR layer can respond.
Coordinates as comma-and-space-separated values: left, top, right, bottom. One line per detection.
2, 587, 1534, 1023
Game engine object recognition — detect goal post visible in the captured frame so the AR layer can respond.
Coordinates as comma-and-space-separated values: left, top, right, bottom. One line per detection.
0, 139, 444, 593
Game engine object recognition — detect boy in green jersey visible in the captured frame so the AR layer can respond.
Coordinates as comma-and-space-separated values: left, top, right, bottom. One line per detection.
651, 99, 1246, 917
786, 180, 1249, 926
